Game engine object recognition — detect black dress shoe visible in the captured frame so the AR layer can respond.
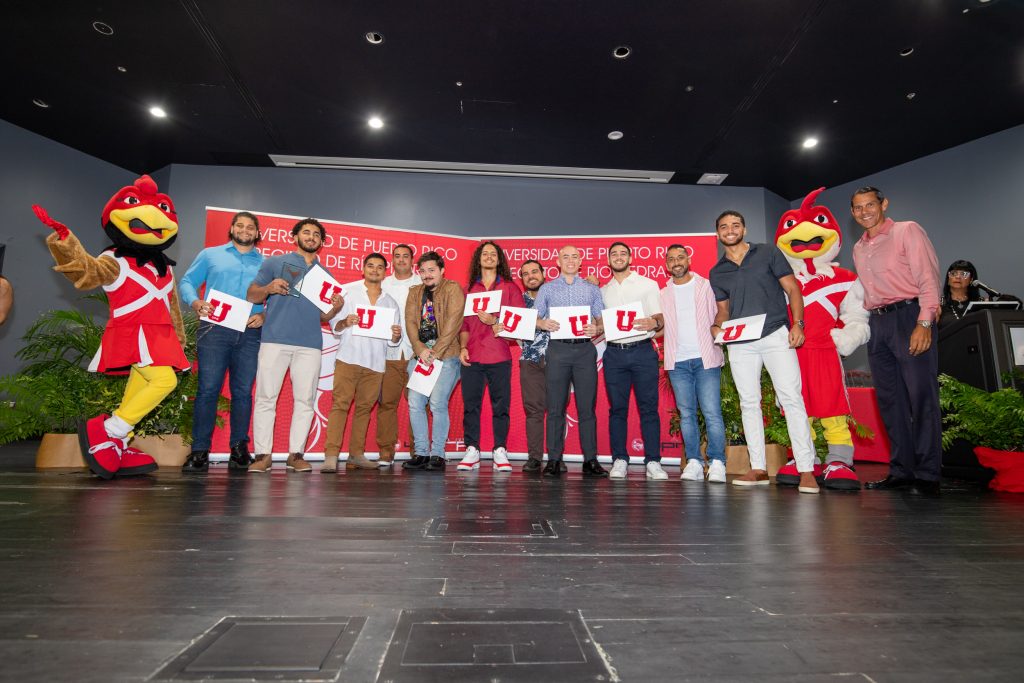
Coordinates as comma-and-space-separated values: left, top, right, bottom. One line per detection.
582, 459, 608, 477
865, 475, 915, 490
909, 479, 941, 497
228, 442, 253, 470
403, 455, 429, 470
425, 456, 447, 471
182, 451, 209, 473
542, 459, 565, 477
523, 458, 543, 473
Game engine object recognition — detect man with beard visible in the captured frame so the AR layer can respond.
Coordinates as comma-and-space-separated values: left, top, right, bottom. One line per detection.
660, 244, 727, 483
600, 241, 667, 480
457, 241, 525, 472
851, 187, 942, 496
403, 251, 465, 471
534, 245, 608, 478
516, 259, 550, 472
322, 253, 402, 473
377, 244, 421, 467
179, 211, 265, 472
709, 210, 819, 494
246, 218, 343, 473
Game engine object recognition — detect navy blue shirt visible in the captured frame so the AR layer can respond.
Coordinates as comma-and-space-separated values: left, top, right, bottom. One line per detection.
709, 243, 793, 339
252, 253, 324, 349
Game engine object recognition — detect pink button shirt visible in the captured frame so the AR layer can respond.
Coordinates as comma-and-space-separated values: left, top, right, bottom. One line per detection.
852, 218, 940, 321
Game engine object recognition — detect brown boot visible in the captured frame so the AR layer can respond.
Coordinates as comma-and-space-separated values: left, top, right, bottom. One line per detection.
286, 453, 312, 472
249, 453, 272, 474
346, 453, 378, 470
322, 454, 339, 473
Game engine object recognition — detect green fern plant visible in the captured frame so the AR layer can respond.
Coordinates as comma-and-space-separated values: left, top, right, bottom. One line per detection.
939, 373, 1024, 452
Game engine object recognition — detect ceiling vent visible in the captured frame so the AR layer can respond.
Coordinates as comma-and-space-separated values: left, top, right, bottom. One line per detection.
269, 155, 674, 183
696, 172, 729, 185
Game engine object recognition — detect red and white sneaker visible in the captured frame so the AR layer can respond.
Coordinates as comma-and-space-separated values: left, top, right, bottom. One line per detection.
117, 441, 158, 476
77, 414, 121, 480
492, 447, 512, 473
821, 461, 861, 491
457, 446, 481, 471
775, 459, 801, 487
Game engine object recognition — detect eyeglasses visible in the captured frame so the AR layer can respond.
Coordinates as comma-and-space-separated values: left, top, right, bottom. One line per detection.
948, 270, 972, 279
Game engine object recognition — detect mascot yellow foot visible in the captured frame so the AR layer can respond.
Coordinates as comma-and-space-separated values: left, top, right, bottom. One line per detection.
34, 175, 189, 479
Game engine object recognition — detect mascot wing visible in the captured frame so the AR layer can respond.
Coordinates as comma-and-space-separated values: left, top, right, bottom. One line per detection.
831, 279, 870, 356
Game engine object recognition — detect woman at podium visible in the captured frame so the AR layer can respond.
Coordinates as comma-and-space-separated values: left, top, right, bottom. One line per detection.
938, 260, 986, 329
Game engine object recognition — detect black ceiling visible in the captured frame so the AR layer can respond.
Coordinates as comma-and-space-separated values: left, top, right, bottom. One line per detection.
3, 0, 1023, 199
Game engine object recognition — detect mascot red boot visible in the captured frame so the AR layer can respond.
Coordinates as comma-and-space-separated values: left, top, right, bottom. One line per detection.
34, 175, 189, 479
774, 187, 870, 490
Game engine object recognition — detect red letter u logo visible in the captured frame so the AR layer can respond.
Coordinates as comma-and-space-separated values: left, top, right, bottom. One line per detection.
615, 310, 637, 332
207, 299, 231, 323
722, 324, 746, 341
471, 297, 488, 313
356, 308, 376, 329
319, 283, 341, 304
501, 310, 522, 332
414, 361, 435, 376
569, 315, 589, 337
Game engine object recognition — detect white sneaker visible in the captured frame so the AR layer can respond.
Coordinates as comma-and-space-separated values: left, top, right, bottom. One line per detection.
492, 447, 512, 472
457, 446, 480, 471
680, 459, 705, 481
610, 459, 629, 479
707, 460, 727, 483
646, 461, 668, 480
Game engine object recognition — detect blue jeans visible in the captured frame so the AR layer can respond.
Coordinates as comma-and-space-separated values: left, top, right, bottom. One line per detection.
667, 358, 725, 463
406, 356, 461, 458
603, 341, 661, 462
192, 322, 261, 450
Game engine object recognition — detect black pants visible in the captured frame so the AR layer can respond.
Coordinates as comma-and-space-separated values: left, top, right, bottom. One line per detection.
519, 359, 547, 461
603, 341, 662, 462
867, 302, 942, 482
461, 360, 512, 449
545, 340, 598, 461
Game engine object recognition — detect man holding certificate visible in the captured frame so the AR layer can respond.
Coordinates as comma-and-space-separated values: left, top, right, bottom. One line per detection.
456, 241, 525, 472
709, 210, 818, 493
600, 241, 667, 480
322, 253, 401, 473
179, 211, 265, 473
534, 245, 608, 478
246, 218, 343, 474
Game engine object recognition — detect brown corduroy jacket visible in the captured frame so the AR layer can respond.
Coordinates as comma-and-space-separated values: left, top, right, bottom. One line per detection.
405, 278, 466, 360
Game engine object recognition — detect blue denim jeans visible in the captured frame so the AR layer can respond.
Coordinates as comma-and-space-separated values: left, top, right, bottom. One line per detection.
406, 356, 461, 458
667, 358, 725, 463
192, 322, 261, 450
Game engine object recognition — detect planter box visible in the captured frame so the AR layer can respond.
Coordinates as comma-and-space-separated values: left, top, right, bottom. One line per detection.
725, 444, 789, 476
35, 433, 189, 469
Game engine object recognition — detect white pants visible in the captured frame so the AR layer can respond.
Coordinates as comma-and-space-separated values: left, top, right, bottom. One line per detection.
727, 327, 815, 472
253, 343, 322, 455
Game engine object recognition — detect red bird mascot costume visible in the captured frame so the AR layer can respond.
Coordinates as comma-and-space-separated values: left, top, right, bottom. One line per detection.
773, 187, 870, 490
34, 175, 189, 479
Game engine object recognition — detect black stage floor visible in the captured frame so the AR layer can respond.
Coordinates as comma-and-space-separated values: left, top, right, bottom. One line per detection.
2, 441, 1024, 682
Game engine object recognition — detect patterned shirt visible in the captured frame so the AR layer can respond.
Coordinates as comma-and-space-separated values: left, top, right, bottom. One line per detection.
520, 290, 550, 363
533, 274, 604, 319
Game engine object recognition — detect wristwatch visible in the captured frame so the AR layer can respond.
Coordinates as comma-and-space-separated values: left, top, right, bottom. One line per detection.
794, 320, 805, 328
917, 320, 932, 328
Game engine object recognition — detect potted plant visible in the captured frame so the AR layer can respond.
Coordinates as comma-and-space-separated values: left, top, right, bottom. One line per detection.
940, 373, 1024, 492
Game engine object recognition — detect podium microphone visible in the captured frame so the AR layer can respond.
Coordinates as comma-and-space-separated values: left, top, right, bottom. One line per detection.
971, 280, 1003, 297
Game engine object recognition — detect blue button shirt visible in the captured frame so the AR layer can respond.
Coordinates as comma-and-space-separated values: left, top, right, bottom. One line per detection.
180, 242, 265, 313
520, 290, 549, 363
534, 274, 604, 320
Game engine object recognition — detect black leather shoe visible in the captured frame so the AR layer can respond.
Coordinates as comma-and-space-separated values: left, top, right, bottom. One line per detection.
542, 459, 565, 477
865, 475, 915, 490
228, 442, 253, 470
403, 455, 429, 470
909, 479, 941, 497
425, 456, 446, 471
582, 459, 608, 477
182, 450, 209, 473
523, 458, 543, 473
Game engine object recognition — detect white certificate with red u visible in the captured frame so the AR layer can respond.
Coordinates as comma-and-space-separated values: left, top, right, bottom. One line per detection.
715, 313, 767, 344
601, 302, 646, 343
496, 305, 537, 341
407, 359, 444, 397
298, 264, 345, 313
464, 290, 502, 317
549, 305, 593, 340
349, 305, 395, 340
202, 289, 253, 332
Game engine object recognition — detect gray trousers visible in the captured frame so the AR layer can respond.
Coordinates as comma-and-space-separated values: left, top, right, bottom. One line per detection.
545, 340, 598, 461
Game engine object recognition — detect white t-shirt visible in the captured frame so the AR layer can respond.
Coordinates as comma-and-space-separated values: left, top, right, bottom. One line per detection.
382, 272, 422, 361
673, 281, 701, 361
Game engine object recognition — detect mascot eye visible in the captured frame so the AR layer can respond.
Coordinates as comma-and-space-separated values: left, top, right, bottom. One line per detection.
124, 196, 140, 205
814, 213, 829, 224
158, 202, 171, 212
784, 219, 797, 229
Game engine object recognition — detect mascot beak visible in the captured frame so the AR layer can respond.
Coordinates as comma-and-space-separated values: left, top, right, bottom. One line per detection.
777, 220, 838, 259
107, 205, 178, 246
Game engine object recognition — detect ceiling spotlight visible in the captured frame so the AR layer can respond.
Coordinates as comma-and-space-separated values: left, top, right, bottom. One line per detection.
365, 31, 384, 44
117, 65, 127, 73
32, 98, 50, 108
802, 137, 819, 149
607, 130, 624, 141
963, 8, 970, 12
149, 106, 167, 118
832, 98, 839, 104
92, 20, 113, 36
899, 47, 914, 57
685, 85, 695, 93
906, 92, 916, 100
368, 117, 384, 129
612, 45, 631, 59
456, 81, 463, 87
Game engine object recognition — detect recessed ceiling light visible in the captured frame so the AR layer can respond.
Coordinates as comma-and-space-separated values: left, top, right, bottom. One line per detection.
365, 31, 384, 44
613, 45, 631, 59
368, 117, 384, 129
906, 92, 916, 100
802, 137, 819, 149
117, 65, 127, 73
685, 85, 695, 93
607, 130, 624, 140
33, 98, 49, 108
697, 173, 728, 185
92, 20, 113, 36
149, 106, 167, 118
963, 8, 970, 12
832, 98, 839, 104
899, 47, 914, 57
456, 81, 463, 87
